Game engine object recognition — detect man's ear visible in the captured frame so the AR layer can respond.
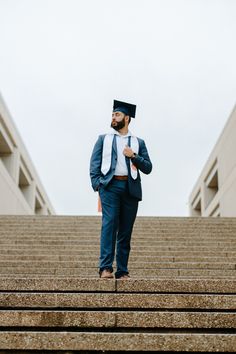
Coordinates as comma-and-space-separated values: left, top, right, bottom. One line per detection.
125, 115, 130, 124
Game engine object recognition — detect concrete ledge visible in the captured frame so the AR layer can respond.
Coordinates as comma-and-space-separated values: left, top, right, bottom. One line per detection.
1, 238, 235, 244
0, 278, 235, 293
3, 229, 233, 234
0, 261, 234, 270
0, 332, 235, 351
0, 254, 236, 263
116, 311, 236, 329
0, 278, 115, 291
0, 310, 235, 329
116, 279, 236, 293
0, 293, 235, 309
0, 248, 235, 257
0, 268, 235, 278
0, 310, 115, 327
1, 233, 236, 241
1, 273, 236, 281
0, 243, 234, 252
0, 292, 233, 308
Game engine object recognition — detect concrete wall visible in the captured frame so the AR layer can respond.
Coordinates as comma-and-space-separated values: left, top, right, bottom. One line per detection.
189, 104, 236, 217
0, 93, 55, 215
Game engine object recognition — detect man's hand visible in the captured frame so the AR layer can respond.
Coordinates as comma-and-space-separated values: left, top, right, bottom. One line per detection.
123, 145, 135, 158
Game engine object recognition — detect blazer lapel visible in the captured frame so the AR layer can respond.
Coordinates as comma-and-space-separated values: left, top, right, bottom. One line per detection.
125, 136, 131, 174
112, 134, 117, 157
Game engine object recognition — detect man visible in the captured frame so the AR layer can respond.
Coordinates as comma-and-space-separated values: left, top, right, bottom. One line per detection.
90, 100, 152, 279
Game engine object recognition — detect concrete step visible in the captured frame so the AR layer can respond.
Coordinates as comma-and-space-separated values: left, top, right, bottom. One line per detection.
2, 223, 229, 227
0, 331, 235, 352
0, 215, 235, 223
1, 238, 235, 246
5, 231, 233, 240
1, 232, 235, 240
0, 254, 235, 263
1, 292, 235, 309
4, 228, 230, 234
0, 222, 235, 229
1, 244, 235, 252
1, 267, 236, 278
0, 260, 234, 270
0, 268, 235, 279
1, 224, 235, 229
0, 248, 234, 257
1, 236, 235, 243
0, 310, 235, 329
0, 278, 235, 293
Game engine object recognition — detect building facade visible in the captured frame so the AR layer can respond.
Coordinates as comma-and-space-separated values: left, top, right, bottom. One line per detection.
0, 93, 55, 215
189, 104, 236, 217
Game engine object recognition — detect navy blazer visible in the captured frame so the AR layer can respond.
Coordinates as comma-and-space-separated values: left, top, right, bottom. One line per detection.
90, 134, 152, 201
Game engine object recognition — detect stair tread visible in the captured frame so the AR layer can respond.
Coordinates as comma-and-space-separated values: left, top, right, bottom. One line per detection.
0, 292, 235, 309
0, 331, 235, 351
0, 277, 235, 292
0, 310, 235, 329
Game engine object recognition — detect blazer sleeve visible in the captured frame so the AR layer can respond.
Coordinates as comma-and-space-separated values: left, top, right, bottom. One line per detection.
131, 138, 152, 175
89, 135, 104, 191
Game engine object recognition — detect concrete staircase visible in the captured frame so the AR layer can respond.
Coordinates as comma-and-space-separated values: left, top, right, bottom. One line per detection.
0, 215, 235, 352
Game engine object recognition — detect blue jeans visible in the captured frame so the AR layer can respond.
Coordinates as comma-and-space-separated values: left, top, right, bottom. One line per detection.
98, 178, 139, 278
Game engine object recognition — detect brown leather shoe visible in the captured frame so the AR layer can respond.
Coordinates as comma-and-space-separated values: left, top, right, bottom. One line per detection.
99, 269, 114, 279
118, 274, 130, 280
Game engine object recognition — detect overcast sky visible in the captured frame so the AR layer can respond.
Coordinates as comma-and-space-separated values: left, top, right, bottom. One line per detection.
0, 0, 236, 216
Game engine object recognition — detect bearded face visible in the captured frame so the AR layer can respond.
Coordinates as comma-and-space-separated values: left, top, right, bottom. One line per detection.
111, 116, 126, 131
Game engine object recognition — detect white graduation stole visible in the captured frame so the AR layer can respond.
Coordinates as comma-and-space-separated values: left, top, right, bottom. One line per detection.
101, 133, 139, 179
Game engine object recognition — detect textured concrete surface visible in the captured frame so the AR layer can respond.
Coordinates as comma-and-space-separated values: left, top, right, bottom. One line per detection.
0, 310, 235, 328
0, 248, 235, 256
116, 279, 236, 293
0, 261, 234, 270
1, 292, 235, 309
0, 277, 235, 292
0, 278, 115, 291
0, 216, 235, 352
0, 254, 235, 263
1, 269, 235, 278
0, 278, 235, 292
1, 271, 235, 279
0, 332, 235, 351
0, 310, 116, 327
115, 311, 236, 328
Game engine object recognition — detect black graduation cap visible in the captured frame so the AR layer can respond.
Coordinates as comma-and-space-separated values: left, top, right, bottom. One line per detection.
113, 100, 136, 118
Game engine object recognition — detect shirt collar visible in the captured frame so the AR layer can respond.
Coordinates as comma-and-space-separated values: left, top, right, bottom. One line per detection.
111, 128, 132, 137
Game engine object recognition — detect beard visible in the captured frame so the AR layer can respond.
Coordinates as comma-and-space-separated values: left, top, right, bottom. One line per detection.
110, 117, 126, 131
